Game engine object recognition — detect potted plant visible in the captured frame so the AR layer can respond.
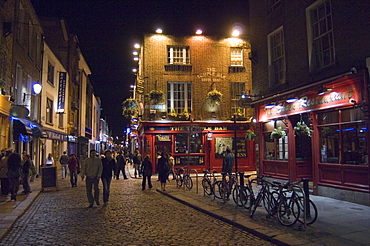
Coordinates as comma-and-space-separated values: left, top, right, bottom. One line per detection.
149, 90, 164, 104
270, 126, 286, 139
177, 108, 190, 120
294, 121, 312, 137
122, 98, 139, 117
246, 129, 256, 140
168, 108, 178, 120
206, 89, 223, 106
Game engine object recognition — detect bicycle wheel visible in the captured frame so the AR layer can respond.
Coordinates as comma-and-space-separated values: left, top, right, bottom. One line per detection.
232, 186, 248, 207
298, 199, 318, 225
277, 197, 300, 226
243, 187, 253, 210
183, 175, 193, 190
213, 181, 223, 199
219, 182, 229, 202
202, 178, 213, 195
268, 191, 280, 216
176, 174, 183, 188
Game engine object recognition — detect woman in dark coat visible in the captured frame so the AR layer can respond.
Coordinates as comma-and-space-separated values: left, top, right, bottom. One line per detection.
101, 150, 116, 205
7, 152, 22, 201
68, 154, 80, 187
157, 152, 169, 191
21, 153, 31, 194
141, 156, 153, 190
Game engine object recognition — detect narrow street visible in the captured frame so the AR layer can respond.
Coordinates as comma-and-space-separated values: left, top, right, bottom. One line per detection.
0, 172, 274, 246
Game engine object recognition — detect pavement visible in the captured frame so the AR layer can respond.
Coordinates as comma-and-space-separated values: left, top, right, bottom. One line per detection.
1, 170, 370, 246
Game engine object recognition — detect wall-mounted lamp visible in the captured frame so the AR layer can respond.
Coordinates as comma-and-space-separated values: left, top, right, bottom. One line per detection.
195, 29, 202, 35
23, 82, 42, 102
265, 103, 275, 109
156, 28, 163, 34
318, 87, 332, 96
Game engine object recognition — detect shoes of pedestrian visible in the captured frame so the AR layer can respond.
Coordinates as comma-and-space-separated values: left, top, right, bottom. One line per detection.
96, 202, 100, 206
149, 186, 153, 189
88, 204, 93, 208
142, 188, 145, 190
124, 177, 128, 179
103, 203, 107, 207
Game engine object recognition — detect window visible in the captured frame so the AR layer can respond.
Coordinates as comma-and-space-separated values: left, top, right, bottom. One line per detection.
230, 48, 243, 66
263, 121, 288, 161
16, 3, 26, 46
268, 27, 286, 85
167, 46, 190, 64
0, 52, 6, 86
230, 82, 245, 113
58, 113, 64, 129
175, 133, 202, 154
47, 61, 55, 85
46, 98, 53, 124
268, 0, 281, 12
307, 0, 335, 71
167, 81, 192, 114
318, 108, 367, 165
28, 21, 36, 61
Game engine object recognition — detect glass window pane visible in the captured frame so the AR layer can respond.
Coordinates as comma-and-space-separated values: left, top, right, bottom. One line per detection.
319, 125, 339, 163
318, 110, 339, 124
175, 134, 188, 153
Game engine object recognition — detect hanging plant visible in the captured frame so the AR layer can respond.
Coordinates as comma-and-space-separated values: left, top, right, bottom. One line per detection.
294, 121, 312, 137
246, 129, 256, 140
149, 90, 164, 104
206, 89, 223, 106
270, 127, 286, 139
168, 108, 177, 117
122, 98, 139, 117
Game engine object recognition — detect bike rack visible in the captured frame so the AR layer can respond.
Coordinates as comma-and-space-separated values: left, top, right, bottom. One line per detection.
190, 169, 198, 193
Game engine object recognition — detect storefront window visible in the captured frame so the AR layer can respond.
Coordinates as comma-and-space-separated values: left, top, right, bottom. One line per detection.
319, 108, 367, 165
175, 133, 202, 153
291, 114, 312, 161
263, 121, 288, 160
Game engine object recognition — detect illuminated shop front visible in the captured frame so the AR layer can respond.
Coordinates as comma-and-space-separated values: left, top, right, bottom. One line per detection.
254, 71, 370, 203
137, 121, 256, 173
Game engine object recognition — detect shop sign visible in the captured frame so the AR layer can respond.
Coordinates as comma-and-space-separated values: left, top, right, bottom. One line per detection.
156, 134, 171, 142
259, 76, 362, 121
207, 132, 213, 140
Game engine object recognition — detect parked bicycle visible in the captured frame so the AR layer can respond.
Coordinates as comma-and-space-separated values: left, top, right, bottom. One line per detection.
217, 172, 237, 202
175, 167, 193, 190
202, 170, 217, 196
232, 172, 249, 207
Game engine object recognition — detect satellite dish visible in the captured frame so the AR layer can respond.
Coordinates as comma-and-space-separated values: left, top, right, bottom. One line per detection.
10, 106, 29, 118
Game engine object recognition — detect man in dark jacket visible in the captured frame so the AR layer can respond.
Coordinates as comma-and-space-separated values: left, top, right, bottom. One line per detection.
115, 151, 127, 179
101, 150, 116, 206
222, 149, 234, 174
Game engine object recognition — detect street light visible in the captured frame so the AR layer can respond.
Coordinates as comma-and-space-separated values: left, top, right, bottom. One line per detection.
23, 82, 42, 102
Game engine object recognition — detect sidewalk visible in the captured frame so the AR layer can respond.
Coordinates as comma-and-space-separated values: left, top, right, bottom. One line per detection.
158, 175, 370, 246
0, 177, 42, 240
1, 172, 370, 245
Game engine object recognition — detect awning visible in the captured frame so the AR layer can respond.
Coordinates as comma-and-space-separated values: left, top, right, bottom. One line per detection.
13, 118, 48, 138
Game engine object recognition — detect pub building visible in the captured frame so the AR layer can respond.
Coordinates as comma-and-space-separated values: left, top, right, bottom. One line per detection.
137, 121, 256, 174
253, 70, 369, 203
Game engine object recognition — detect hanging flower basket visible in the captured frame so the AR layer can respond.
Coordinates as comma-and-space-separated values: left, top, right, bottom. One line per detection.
246, 129, 256, 140
206, 89, 222, 106
270, 127, 286, 139
122, 98, 139, 117
294, 121, 312, 137
149, 90, 164, 104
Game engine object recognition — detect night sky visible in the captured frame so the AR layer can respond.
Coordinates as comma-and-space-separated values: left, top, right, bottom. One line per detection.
31, 0, 249, 136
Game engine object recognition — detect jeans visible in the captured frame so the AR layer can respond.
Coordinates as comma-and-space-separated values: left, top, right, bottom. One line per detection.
142, 175, 152, 190
85, 177, 100, 205
101, 177, 112, 203
1, 178, 9, 195
62, 164, 68, 178
70, 170, 78, 186
9, 177, 20, 200
115, 166, 127, 179
22, 173, 31, 193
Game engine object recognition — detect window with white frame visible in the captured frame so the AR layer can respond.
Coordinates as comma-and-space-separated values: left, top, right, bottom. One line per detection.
46, 98, 53, 124
167, 46, 190, 64
230, 48, 243, 66
167, 81, 192, 114
47, 61, 55, 85
268, 27, 286, 85
307, 0, 335, 71
230, 82, 245, 113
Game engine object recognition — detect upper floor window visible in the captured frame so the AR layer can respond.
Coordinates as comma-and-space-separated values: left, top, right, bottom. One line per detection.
268, 0, 281, 12
168, 46, 190, 64
46, 98, 53, 124
47, 61, 55, 85
230, 82, 245, 113
307, 0, 335, 71
268, 27, 286, 85
230, 48, 243, 66
167, 81, 192, 114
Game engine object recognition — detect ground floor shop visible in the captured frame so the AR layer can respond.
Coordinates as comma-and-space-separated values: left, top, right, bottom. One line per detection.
254, 70, 370, 205
137, 121, 256, 174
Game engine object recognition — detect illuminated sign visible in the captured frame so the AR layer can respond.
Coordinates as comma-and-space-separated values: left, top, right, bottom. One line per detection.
57, 72, 67, 112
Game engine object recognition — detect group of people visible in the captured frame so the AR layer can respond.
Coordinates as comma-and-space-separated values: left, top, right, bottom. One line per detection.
0, 149, 37, 201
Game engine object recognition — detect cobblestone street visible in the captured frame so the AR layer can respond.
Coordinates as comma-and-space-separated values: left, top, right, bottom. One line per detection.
0, 175, 274, 246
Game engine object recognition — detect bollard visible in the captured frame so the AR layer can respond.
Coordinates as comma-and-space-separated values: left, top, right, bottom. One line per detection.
302, 178, 311, 218
238, 172, 245, 186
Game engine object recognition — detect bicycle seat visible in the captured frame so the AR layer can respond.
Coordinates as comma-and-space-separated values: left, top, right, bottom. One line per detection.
245, 174, 252, 178
176, 167, 184, 173
203, 170, 210, 174
212, 170, 218, 174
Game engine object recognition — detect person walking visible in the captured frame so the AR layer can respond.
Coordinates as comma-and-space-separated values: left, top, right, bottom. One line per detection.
80, 149, 102, 208
157, 152, 170, 191
45, 153, 54, 166
141, 156, 153, 190
7, 152, 22, 201
222, 148, 235, 174
115, 151, 127, 179
21, 153, 31, 194
0, 149, 11, 196
67, 154, 80, 187
101, 150, 116, 206
133, 150, 142, 178
59, 151, 69, 179
168, 153, 175, 180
